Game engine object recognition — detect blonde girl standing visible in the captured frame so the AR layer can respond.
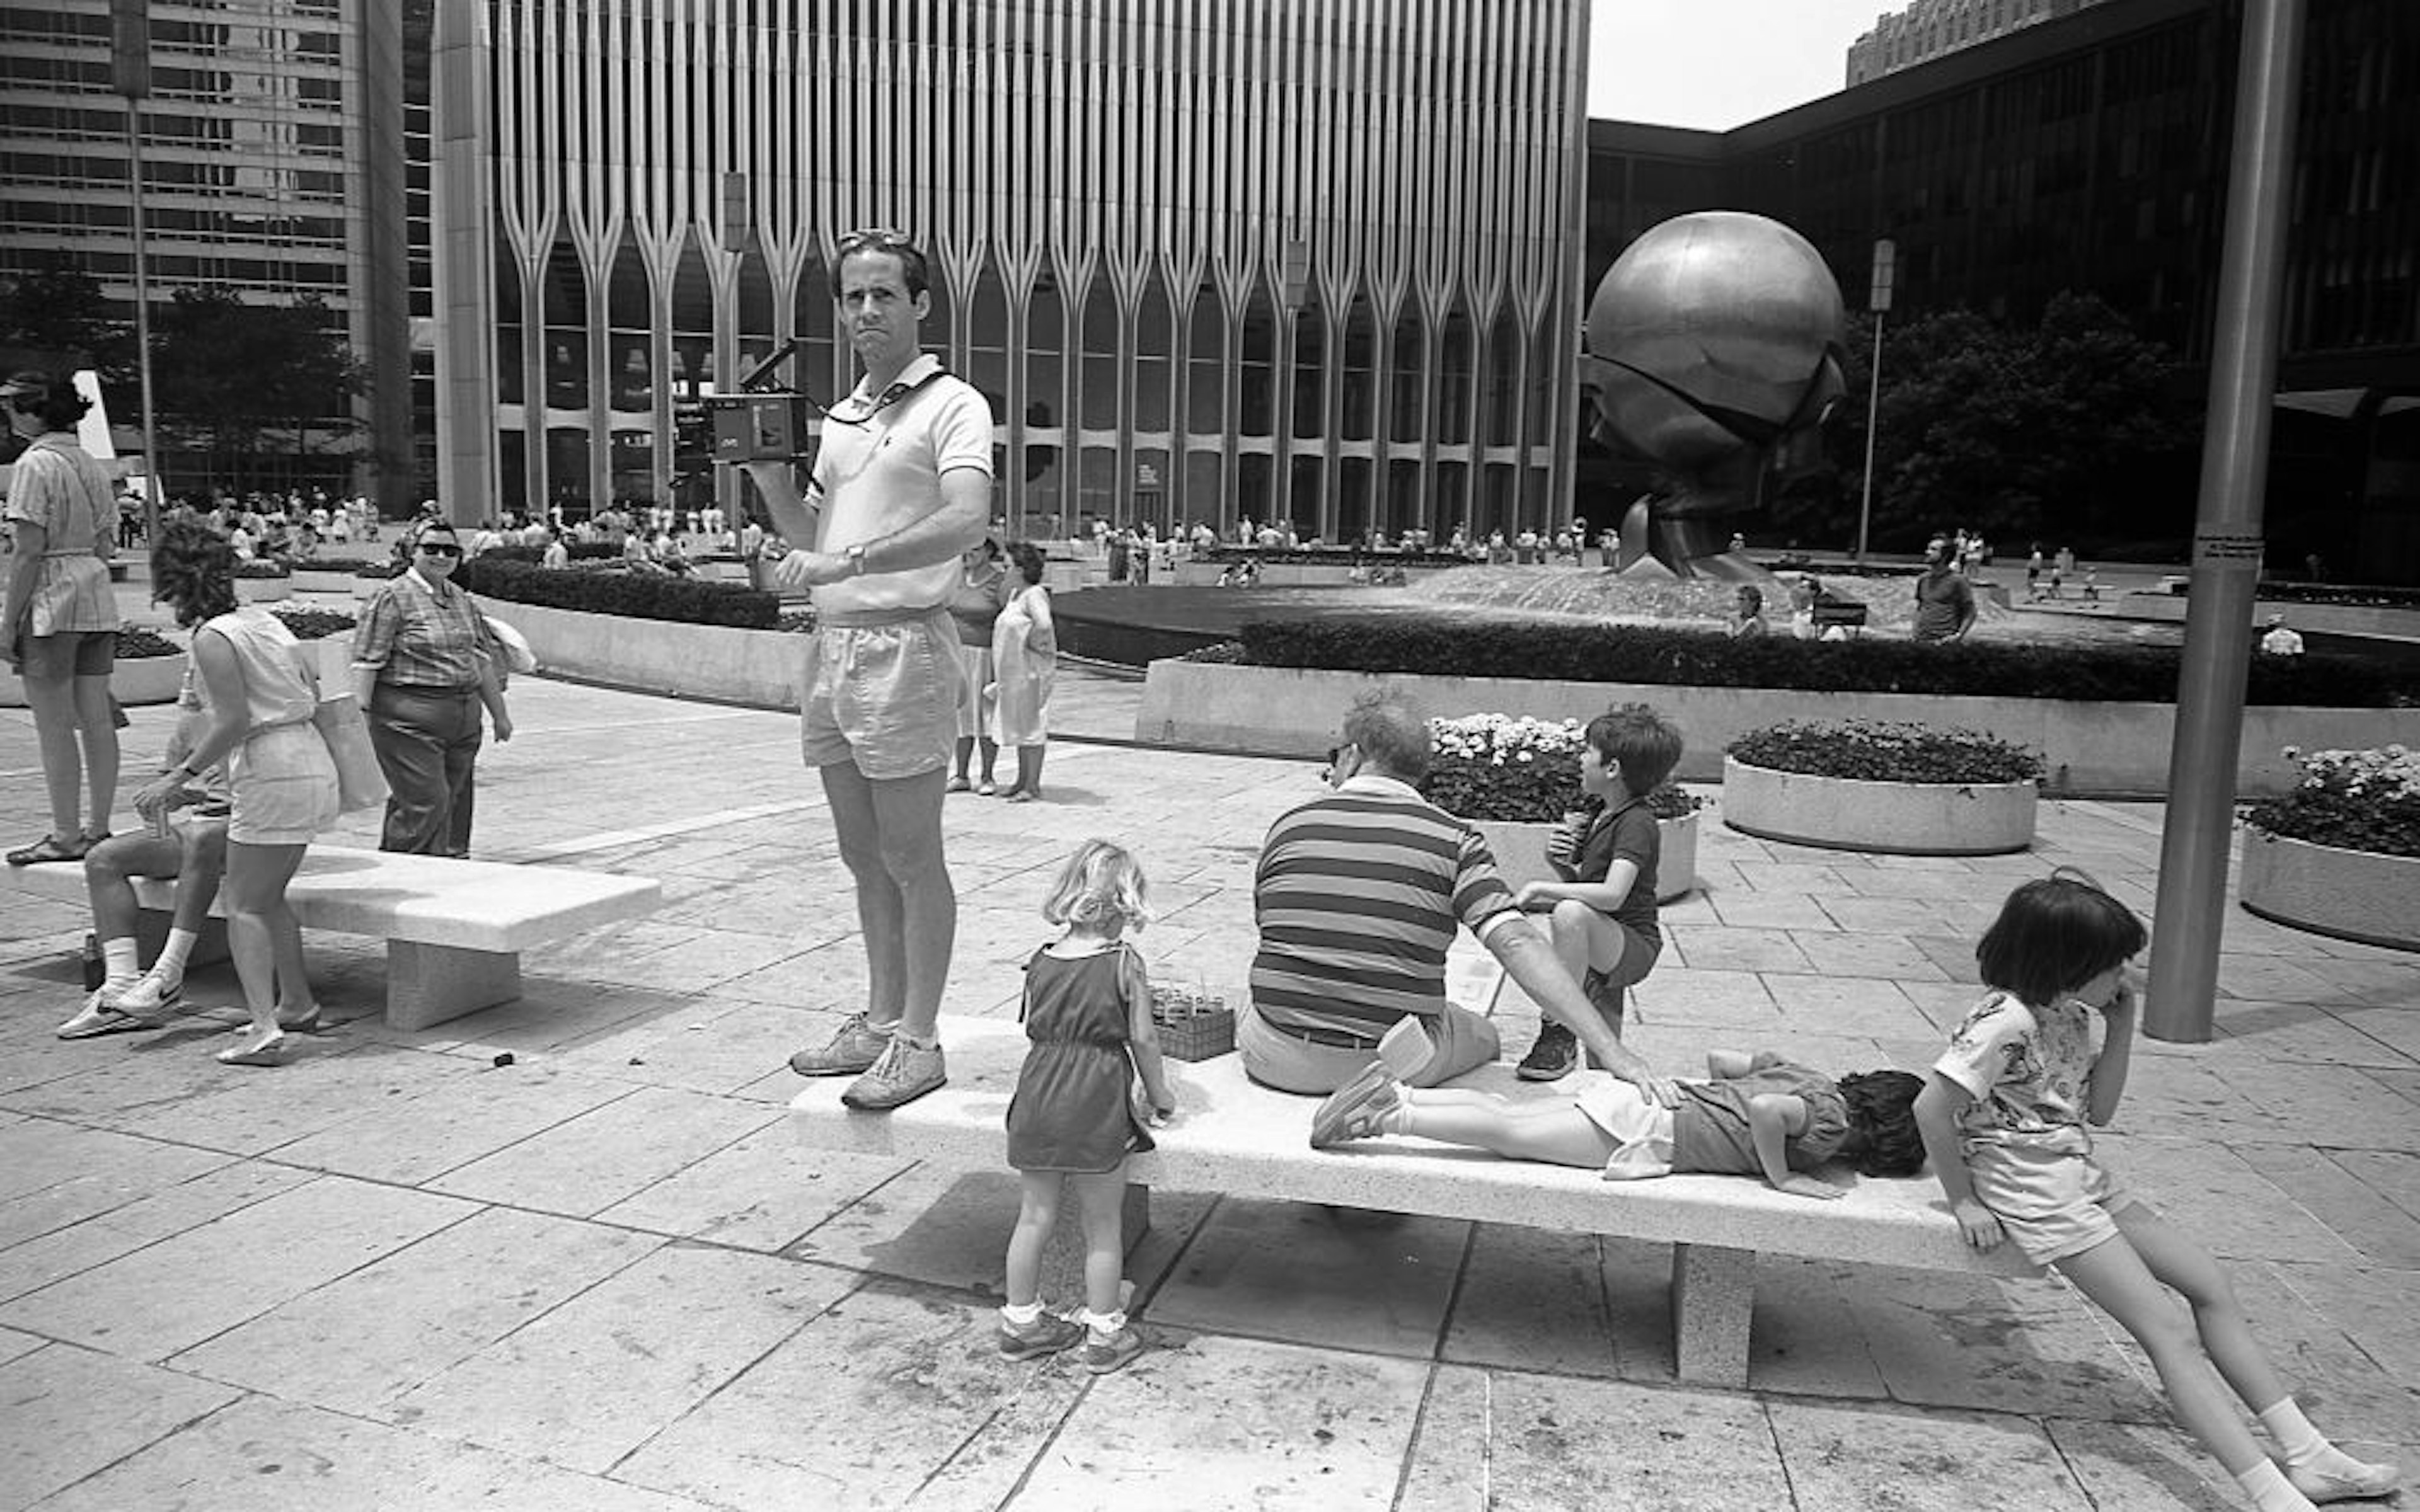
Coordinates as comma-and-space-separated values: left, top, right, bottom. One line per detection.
998, 840, 1175, 1374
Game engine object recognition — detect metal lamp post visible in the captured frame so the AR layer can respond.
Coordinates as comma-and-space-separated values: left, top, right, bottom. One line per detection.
1854, 238, 1893, 563
112, 0, 163, 536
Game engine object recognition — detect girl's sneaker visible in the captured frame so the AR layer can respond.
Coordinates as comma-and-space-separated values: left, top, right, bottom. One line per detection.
1080, 1325, 1145, 1375
998, 1310, 1085, 1361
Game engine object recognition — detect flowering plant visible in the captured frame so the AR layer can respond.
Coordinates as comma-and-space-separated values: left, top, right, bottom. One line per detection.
2243, 745, 2420, 857
1727, 719, 2043, 785
1420, 710, 1702, 823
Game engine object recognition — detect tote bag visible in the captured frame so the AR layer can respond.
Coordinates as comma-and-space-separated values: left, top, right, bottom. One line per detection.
311, 693, 389, 814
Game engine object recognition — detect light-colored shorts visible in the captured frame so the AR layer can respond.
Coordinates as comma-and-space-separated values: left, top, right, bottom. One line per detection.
228, 723, 340, 845
1966, 1134, 2144, 1266
799, 609, 962, 780
18, 628, 115, 679
1570, 1075, 1678, 1179
1238, 1000, 1500, 1096
953, 643, 996, 740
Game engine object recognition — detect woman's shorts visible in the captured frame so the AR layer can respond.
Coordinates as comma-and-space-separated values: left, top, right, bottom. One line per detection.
18, 629, 115, 679
228, 723, 340, 845
953, 644, 996, 739
1967, 1136, 2145, 1266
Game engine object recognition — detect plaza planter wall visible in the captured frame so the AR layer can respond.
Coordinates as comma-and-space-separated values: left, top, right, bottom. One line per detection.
2238, 831, 2420, 953
3, 652, 187, 708
234, 575, 293, 603
1135, 662, 2406, 799
466, 595, 805, 709
1475, 813, 1700, 902
1720, 757, 2037, 856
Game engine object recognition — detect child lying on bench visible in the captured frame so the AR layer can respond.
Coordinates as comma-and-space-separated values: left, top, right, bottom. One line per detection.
1310, 1025, 1925, 1200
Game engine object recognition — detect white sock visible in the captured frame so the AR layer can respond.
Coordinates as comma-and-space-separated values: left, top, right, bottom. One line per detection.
154, 928, 198, 982
2235, 1459, 2315, 1512
2259, 1399, 2327, 1465
101, 937, 141, 984
1079, 1307, 1126, 1339
1000, 1300, 1044, 1327
1378, 1093, 1415, 1137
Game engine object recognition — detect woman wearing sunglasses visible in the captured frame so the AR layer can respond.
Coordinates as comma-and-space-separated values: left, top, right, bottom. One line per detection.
350, 519, 512, 856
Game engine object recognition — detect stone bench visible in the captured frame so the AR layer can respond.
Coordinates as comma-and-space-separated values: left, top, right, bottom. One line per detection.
790, 1011, 2028, 1386
5, 844, 661, 1032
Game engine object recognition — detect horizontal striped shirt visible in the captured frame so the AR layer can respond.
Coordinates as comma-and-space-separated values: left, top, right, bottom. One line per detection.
1251, 774, 1518, 1040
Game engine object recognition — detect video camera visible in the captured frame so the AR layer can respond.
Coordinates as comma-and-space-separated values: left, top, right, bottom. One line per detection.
706, 338, 814, 464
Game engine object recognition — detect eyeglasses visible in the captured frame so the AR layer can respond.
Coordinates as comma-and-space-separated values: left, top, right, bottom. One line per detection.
417, 542, 461, 558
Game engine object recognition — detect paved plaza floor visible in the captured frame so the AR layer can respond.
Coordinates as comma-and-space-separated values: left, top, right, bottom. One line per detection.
1, 665, 2414, 1510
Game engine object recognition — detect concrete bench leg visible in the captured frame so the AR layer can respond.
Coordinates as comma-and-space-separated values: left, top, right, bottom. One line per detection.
385, 942, 521, 1032
1670, 1242, 1754, 1387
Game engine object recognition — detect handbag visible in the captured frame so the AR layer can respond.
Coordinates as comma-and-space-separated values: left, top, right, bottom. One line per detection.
311, 692, 389, 814
481, 613, 539, 675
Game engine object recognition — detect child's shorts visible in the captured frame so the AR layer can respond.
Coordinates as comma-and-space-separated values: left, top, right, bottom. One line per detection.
1966, 1136, 2145, 1266
1571, 1074, 1678, 1180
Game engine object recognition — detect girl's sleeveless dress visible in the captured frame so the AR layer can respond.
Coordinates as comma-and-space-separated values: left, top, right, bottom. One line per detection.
1005, 944, 1155, 1174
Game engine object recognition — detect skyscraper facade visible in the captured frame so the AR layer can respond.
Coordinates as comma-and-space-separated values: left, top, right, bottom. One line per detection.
0, 0, 412, 500
1846, 0, 2116, 86
429, 0, 1590, 539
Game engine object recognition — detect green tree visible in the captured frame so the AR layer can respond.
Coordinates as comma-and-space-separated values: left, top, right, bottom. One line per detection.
1775, 294, 2198, 554
151, 288, 362, 484
0, 267, 134, 379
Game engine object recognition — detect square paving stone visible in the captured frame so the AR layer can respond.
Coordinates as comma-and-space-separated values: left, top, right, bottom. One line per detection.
2043, 1416, 2254, 1512
0, 1174, 475, 1363
1018, 1334, 1426, 1511
1441, 1226, 1630, 1380
169, 1205, 663, 1416
427, 1083, 780, 1218
379, 1242, 851, 1474
0, 1122, 233, 1249
0, 1160, 317, 1306
26, 1392, 727, 1512
596, 1126, 908, 1252
131, 1043, 473, 1158
0, 1343, 241, 1512
1664, 924, 1815, 975
613, 1284, 1089, 1511
1767, 1397, 2096, 1511
1146, 1197, 1466, 1358
267, 1060, 641, 1186
1401, 1364, 1792, 1512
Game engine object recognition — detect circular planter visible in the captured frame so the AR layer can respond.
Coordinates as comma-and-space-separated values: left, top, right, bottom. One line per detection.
1472, 811, 1699, 902
1720, 755, 2037, 855
2, 651, 185, 708
2238, 830, 2419, 953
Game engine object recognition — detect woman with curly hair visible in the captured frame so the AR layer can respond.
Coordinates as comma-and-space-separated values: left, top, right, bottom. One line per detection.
130, 521, 338, 1065
3, 370, 122, 864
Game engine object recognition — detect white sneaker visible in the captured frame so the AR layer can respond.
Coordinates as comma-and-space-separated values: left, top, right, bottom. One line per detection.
112, 972, 184, 1021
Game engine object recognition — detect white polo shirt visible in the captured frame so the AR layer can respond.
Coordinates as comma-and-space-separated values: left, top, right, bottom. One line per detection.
811, 352, 994, 615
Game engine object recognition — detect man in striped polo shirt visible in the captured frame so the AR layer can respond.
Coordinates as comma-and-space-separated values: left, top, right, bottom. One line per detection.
1241, 687, 1681, 1104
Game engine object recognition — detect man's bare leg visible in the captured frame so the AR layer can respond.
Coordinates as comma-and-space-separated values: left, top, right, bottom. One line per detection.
817, 761, 954, 1109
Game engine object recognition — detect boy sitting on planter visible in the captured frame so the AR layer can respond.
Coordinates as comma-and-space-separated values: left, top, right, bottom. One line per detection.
1511, 705, 1682, 1081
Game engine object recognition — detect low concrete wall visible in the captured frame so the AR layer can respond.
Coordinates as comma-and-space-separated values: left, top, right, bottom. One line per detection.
469, 596, 805, 709
1134, 661, 2411, 799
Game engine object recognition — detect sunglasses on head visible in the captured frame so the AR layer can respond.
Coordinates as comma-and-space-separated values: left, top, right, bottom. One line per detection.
835, 226, 913, 256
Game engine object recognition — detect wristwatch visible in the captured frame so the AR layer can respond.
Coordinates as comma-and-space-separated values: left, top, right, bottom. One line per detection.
843, 542, 869, 576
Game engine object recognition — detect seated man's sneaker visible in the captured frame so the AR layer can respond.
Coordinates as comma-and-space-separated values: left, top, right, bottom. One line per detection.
2288, 1453, 2400, 1503
112, 971, 183, 1021
1515, 1019, 1578, 1081
998, 1310, 1086, 1361
841, 1034, 947, 1111
1310, 1065, 1403, 1148
789, 1012, 890, 1077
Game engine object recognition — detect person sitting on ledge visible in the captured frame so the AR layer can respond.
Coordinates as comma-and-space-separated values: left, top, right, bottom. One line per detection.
1241, 686, 1680, 1107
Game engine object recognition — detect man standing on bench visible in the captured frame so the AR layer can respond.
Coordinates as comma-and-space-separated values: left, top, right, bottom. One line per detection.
744, 229, 994, 1112
1241, 687, 1680, 1107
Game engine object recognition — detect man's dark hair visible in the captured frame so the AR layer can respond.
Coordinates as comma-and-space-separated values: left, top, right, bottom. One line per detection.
831, 229, 930, 300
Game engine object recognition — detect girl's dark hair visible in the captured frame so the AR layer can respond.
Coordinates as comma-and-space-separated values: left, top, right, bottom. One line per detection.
1004, 540, 1047, 585
150, 519, 238, 627
1974, 870, 2146, 1007
3, 370, 91, 432
1836, 1070, 1927, 1176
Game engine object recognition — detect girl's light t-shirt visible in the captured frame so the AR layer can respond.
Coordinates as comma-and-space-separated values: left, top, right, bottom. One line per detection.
1933, 989, 2097, 1146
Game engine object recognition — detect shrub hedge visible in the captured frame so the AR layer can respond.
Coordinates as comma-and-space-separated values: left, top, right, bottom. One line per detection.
456, 556, 779, 629
115, 626, 180, 659
1727, 719, 2044, 784
1231, 616, 2411, 707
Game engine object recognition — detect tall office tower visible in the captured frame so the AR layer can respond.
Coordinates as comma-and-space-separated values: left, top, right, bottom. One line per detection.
428, 1, 1591, 540
0, 0, 412, 505
1847, 0, 2116, 85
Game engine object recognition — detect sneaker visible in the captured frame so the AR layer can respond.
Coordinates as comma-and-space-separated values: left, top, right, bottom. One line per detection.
789, 1012, 892, 1077
1078, 1325, 1146, 1375
1516, 1019, 1578, 1081
2288, 1455, 2400, 1503
945, 775, 972, 794
112, 971, 183, 1021
998, 1310, 1086, 1361
840, 1034, 947, 1111
1310, 1063, 1402, 1148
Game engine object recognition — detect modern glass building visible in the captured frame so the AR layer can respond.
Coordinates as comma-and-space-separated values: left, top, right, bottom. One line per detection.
0, 0, 412, 501
1586, 0, 2419, 578
427, 0, 1591, 540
